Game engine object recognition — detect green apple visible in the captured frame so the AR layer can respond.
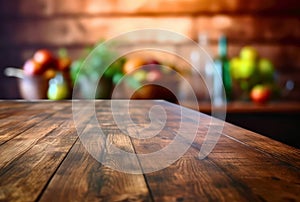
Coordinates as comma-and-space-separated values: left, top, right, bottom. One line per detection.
238, 59, 257, 79
47, 73, 69, 100
240, 46, 258, 61
258, 58, 274, 81
47, 83, 69, 100
230, 57, 241, 79
132, 70, 147, 82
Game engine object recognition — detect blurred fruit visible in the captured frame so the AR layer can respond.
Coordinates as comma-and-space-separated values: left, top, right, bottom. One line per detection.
123, 58, 145, 74
47, 73, 69, 100
132, 70, 147, 82
33, 49, 54, 66
43, 69, 56, 80
229, 57, 241, 79
147, 70, 162, 82
57, 57, 71, 71
258, 58, 274, 81
23, 59, 44, 75
146, 59, 160, 65
240, 46, 258, 61
238, 59, 256, 79
16, 48, 73, 100
250, 84, 272, 103
144, 59, 161, 70
57, 48, 72, 71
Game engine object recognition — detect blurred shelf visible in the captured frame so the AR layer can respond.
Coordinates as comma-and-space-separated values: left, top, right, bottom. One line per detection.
182, 101, 300, 114
182, 100, 300, 148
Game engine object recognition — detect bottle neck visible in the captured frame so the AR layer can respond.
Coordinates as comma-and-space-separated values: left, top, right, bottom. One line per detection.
218, 35, 227, 58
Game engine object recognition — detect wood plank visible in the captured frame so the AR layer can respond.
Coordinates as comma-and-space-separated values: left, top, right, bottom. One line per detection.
146, 100, 300, 167
166, 102, 300, 167
0, 100, 299, 201
127, 101, 300, 201
144, 147, 256, 201
0, 103, 79, 201
77, 100, 268, 200
39, 104, 151, 201
124, 101, 256, 200
221, 123, 300, 168
0, 102, 68, 145
1, 0, 299, 17
0, 126, 78, 202
0, 104, 70, 170
204, 135, 300, 201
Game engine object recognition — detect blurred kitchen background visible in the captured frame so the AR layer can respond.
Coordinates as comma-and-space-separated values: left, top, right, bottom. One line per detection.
0, 0, 300, 146
1, 0, 300, 100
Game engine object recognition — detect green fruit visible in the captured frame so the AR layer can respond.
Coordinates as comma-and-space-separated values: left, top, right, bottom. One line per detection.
47, 73, 69, 100
47, 83, 69, 100
229, 57, 240, 79
132, 70, 147, 82
258, 58, 274, 80
238, 59, 257, 79
240, 46, 258, 61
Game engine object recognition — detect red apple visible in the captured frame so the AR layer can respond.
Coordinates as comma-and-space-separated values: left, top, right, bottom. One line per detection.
250, 85, 272, 103
33, 49, 54, 66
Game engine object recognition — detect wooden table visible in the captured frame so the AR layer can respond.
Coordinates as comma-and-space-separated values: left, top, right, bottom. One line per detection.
0, 100, 299, 201
183, 101, 300, 148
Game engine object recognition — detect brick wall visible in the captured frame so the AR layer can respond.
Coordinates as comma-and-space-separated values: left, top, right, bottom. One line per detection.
0, 0, 299, 99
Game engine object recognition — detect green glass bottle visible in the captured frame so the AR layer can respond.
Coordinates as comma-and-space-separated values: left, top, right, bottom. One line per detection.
214, 35, 232, 102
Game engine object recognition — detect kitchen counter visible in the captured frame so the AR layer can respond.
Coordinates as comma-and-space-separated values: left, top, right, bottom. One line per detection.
0, 100, 299, 201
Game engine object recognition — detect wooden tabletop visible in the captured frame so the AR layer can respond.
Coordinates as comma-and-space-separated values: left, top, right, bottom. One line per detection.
0, 100, 299, 201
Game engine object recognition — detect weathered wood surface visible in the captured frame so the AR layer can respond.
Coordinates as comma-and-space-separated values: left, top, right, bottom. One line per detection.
1, 1, 300, 99
0, 100, 299, 201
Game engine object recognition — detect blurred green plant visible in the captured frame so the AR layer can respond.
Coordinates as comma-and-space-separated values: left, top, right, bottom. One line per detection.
70, 41, 126, 98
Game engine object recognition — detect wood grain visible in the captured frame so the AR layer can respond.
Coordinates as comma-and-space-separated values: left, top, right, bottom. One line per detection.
40, 103, 151, 201
0, 100, 299, 201
125, 101, 251, 201
0, 102, 78, 202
